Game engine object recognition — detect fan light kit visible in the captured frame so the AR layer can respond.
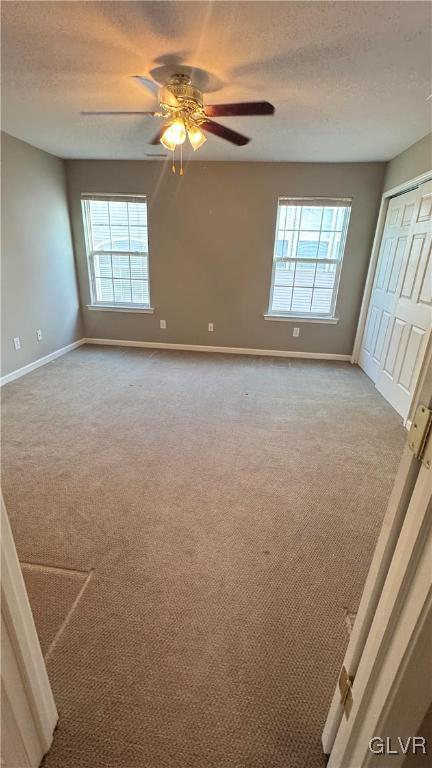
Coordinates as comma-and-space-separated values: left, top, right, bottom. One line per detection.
82, 72, 275, 175
157, 76, 211, 171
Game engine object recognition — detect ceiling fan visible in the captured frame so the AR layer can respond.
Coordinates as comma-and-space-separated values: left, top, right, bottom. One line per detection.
81, 73, 275, 154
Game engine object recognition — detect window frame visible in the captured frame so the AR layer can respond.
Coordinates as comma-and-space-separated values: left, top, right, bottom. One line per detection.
81, 193, 153, 312
266, 196, 352, 321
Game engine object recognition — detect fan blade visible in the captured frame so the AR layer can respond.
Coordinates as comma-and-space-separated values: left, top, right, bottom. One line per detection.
81, 111, 157, 116
201, 120, 250, 146
149, 127, 167, 145
204, 101, 274, 117
132, 76, 159, 96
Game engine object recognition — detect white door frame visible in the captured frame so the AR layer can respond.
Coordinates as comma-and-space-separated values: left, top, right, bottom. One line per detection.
323, 372, 432, 758
1, 496, 58, 767
321, 436, 423, 753
351, 170, 432, 374
327, 459, 431, 768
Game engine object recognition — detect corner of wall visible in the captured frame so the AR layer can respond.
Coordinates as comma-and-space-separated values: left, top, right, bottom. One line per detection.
383, 133, 432, 192
1, 134, 84, 377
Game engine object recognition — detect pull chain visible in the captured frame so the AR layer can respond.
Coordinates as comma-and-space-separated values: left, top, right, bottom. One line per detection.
172, 148, 176, 174
180, 143, 184, 176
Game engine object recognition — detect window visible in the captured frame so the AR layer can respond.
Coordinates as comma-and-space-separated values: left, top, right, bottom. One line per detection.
267, 198, 352, 319
81, 195, 151, 309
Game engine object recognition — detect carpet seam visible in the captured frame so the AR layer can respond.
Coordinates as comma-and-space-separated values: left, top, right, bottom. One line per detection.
21, 560, 90, 577
45, 569, 94, 663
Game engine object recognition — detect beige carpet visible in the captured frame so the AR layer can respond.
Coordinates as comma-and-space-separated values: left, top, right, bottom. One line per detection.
1, 345, 405, 768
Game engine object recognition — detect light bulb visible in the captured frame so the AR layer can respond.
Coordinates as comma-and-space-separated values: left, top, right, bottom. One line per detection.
160, 120, 186, 149
188, 126, 207, 151
160, 131, 176, 151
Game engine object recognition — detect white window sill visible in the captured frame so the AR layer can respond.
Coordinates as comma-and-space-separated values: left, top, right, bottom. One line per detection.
263, 313, 339, 324
86, 305, 154, 314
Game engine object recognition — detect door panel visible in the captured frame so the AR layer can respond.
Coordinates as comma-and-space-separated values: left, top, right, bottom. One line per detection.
388, 237, 406, 293
401, 200, 415, 225
382, 318, 407, 377
376, 238, 394, 290
398, 327, 426, 391
400, 234, 427, 299
376, 182, 432, 418
359, 188, 418, 383
360, 181, 432, 418
377, 324, 429, 414
373, 310, 391, 365
363, 305, 379, 354
418, 191, 432, 220
419, 249, 431, 304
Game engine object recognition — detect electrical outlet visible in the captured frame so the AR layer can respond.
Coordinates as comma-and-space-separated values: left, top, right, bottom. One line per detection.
36, 329, 43, 341
160, 320, 166, 329
293, 327, 300, 337
13, 336, 21, 351
208, 323, 214, 332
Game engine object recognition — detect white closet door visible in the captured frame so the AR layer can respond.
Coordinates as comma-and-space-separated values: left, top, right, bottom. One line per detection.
376, 181, 432, 418
359, 181, 432, 419
359, 187, 419, 383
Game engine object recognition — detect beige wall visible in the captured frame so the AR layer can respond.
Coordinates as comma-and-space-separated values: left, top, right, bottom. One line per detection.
66, 159, 385, 355
384, 133, 431, 192
1, 133, 82, 376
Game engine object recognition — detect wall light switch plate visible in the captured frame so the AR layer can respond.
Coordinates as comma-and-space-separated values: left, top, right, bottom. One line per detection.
160, 320, 166, 329
293, 327, 300, 337
13, 336, 21, 351
208, 323, 214, 332
36, 329, 43, 341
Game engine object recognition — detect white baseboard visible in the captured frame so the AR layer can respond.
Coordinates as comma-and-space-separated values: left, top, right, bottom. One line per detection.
84, 338, 352, 361
0, 339, 86, 386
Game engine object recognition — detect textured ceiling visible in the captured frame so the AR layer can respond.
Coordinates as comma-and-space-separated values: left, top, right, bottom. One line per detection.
1, 1, 431, 162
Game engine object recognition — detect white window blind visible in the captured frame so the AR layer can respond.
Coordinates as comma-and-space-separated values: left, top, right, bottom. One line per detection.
268, 198, 352, 318
81, 195, 151, 307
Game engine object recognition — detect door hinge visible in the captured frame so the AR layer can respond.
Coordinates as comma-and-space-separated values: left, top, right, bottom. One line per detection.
408, 405, 432, 469
338, 665, 354, 719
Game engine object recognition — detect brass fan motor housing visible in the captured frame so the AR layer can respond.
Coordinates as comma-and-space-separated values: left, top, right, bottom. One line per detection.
159, 74, 205, 124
